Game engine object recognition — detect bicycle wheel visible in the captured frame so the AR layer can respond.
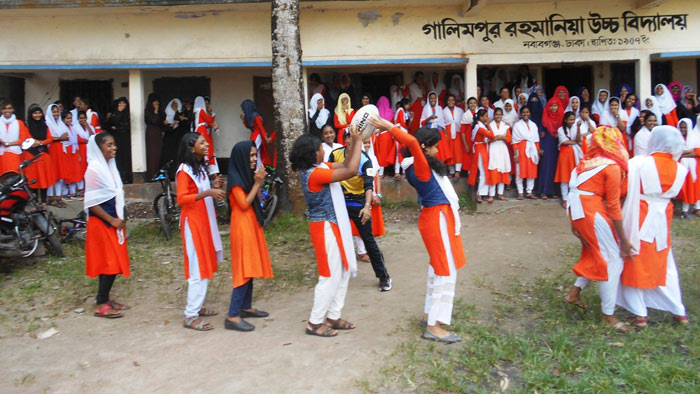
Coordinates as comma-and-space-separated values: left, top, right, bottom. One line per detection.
263, 195, 278, 227
156, 194, 172, 240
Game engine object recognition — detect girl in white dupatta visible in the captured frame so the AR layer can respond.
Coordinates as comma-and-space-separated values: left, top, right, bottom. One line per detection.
84, 133, 131, 318
502, 99, 519, 127
654, 84, 680, 126
642, 96, 662, 123
442, 94, 465, 177
290, 127, 363, 338
487, 108, 512, 202
555, 112, 583, 207
618, 126, 689, 327
176, 133, 225, 331
565, 96, 581, 119
591, 89, 610, 124
511, 106, 541, 199
369, 116, 466, 344
677, 118, 700, 217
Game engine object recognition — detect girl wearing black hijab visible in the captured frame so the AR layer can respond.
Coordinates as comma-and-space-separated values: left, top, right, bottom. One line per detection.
24, 106, 56, 204
145, 93, 165, 178
106, 97, 132, 183
224, 140, 274, 332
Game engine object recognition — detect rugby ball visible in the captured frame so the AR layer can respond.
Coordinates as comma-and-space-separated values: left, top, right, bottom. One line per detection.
351, 104, 380, 140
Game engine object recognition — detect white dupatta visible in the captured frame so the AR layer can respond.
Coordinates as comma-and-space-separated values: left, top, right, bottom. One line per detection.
442, 106, 464, 139
84, 135, 126, 244
512, 119, 540, 165
487, 121, 511, 173
319, 162, 358, 277
680, 118, 700, 181
558, 125, 583, 164
0, 115, 22, 155
401, 157, 461, 236
177, 163, 224, 262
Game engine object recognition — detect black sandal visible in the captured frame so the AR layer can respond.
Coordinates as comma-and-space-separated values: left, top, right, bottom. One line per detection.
305, 322, 338, 337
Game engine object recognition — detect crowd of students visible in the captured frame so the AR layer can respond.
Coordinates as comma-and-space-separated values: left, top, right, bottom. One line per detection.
306, 70, 700, 215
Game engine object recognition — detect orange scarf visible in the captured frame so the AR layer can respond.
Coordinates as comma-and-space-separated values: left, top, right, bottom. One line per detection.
576, 126, 629, 174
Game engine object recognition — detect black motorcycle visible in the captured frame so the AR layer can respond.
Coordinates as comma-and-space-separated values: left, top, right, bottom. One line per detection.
0, 152, 63, 258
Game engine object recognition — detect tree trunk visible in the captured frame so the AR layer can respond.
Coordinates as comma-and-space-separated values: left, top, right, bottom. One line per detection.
271, 0, 307, 214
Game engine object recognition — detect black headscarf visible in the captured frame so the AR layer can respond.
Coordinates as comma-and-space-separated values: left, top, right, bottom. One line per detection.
240, 99, 261, 131
26, 106, 48, 154
227, 140, 264, 226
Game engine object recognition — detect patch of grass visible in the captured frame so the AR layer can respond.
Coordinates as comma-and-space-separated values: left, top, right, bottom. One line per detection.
458, 189, 477, 213
382, 196, 420, 210
372, 219, 700, 393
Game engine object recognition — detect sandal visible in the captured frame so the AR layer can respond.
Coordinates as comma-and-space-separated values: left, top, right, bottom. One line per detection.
108, 300, 131, 311
475, 195, 483, 204
526, 193, 537, 200
94, 304, 123, 318
487, 197, 494, 204
497, 195, 508, 201
606, 321, 634, 333
198, 307, 218, 317
674, 315, 689, 325
540, 194, 549, 200
183, 317, 214, 331
517, 194, 524, 200
326, 317, 356, 330
305, 322, 338, 337
563, 296, 587, 310
628, 316, 648, 328
694, 210, 700, 217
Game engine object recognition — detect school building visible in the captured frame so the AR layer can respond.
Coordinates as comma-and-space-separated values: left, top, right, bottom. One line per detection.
0, 0, 698, 181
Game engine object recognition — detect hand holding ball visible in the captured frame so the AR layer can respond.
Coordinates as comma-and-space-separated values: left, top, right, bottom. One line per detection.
351, 105, 380, 140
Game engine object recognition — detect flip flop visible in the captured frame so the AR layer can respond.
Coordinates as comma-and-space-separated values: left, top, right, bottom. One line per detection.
94, 304, 123, 318
108, 300, 131, 311
422, 330, 461, 344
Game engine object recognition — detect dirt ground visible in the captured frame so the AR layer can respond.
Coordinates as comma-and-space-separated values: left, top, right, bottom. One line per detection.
0, 200, 572, 393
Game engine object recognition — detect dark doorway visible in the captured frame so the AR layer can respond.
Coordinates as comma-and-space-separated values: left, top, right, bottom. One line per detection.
651, 61, 672, 89
152, 77, 211, 108
351, 72, 397, 108
543, 66, 593, 100
610, 63, 636, 95
59, 79, 113, 122
0, 76, 25, 120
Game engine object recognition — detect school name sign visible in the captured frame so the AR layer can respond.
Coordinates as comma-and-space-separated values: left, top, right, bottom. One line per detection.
421, 11, 688, 49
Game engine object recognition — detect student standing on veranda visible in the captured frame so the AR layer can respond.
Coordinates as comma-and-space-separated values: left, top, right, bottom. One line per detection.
177, 133, 225, 331
369, 116, 466, 344
511, 106, 541, 200
677, 118, 700, 218
562, 126, 634, 333
224, 141, 274, 332
290, 126, 363, 338
617, 126, 689, 328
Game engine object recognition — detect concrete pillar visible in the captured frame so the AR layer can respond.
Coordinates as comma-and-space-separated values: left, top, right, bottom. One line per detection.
128, 69, 147, 182
636, 53, 652, 102
465, 60, 478, 99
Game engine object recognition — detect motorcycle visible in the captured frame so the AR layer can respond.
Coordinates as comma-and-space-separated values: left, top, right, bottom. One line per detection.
0, 139, 63, 258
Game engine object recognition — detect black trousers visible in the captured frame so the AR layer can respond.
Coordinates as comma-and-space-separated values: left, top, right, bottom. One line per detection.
346, 204, 389, 280
96, 274, 116, 304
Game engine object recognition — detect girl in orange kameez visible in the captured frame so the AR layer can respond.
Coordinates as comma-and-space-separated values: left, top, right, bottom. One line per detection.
193, 96, 219, 174
177, 133, 226, 331
0, 102, 30, 175
554, 112, 582, 208
563, 126, 634, 332
241, 99, 272, 168
84, 133, 131, 319
224, 140, 274, 332
334, 93, 355, 144
677, 118, 700, 218
369, 116, 466, 344
618, 126, 689, 327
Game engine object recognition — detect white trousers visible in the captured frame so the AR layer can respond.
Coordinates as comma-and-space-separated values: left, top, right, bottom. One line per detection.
354, 236, 366, 255
184, 220, 209, 318
394, 141, 401, 174
309, 222, 351, 324
515, 163, 535, 194
682, 201, 700, 212
617, 249, 686, 317
488, 183, 505, 197
572, 213, 623, 315
424, 212, 458, 326
561, 183, 570, 202
477, 154, 488, 196
47, 180, 64, 197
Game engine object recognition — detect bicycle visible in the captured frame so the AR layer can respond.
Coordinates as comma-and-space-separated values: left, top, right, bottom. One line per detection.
59, 211, 87, 243
152, 161, 179, 240
260, 166, 283, 227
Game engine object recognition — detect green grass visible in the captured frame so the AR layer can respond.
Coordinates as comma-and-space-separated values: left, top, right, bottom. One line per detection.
372, 218, 700, 393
